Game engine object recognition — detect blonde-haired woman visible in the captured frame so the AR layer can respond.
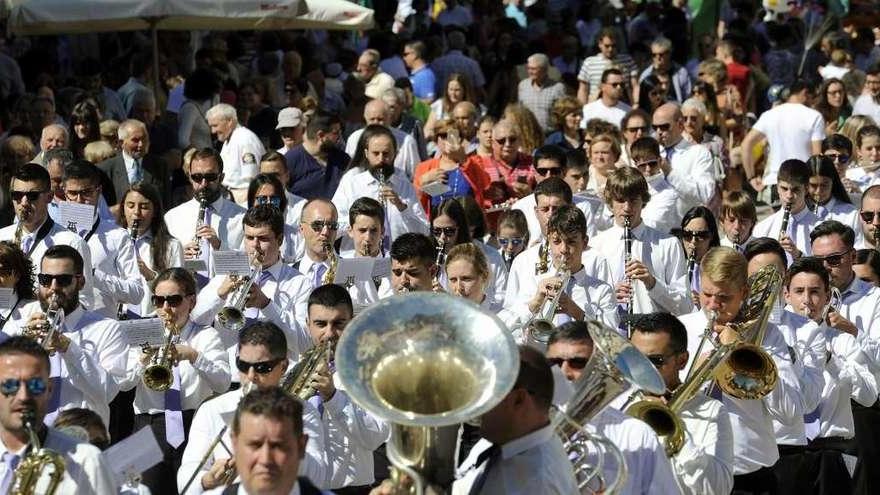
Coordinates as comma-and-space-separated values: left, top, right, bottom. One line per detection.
445, 243, 492, 309
503, 103, 544, 157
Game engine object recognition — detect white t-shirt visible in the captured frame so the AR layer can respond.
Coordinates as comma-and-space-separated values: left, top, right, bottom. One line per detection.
580, 99, 631, 129
853, 94, 880, 128
752, 102, 825, 185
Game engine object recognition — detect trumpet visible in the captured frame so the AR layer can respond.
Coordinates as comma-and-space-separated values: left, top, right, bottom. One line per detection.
281, 339, 335, 400
535, 240, 549, 275
521, 256, 571, 346
778, 202, 791, 241
9, 409, 65, 495
216, 251, 264, 331
818, 286, 843, 323
24, 294, 64, 352
142, 311, 180, 392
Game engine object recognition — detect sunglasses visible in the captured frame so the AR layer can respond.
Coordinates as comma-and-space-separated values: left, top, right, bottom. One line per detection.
548, 357, 589, 369
432, 227, 457, 237
0, 377, 47, 397
827, 153, 850, 164
497, 237, 525, 247
607, 82, 625, 88
306, 220, 339, 232
151, 294, 188, 307
634, 159, 659, 169
37, 273, 78, 287
815, 250, 851, 268
236, 357, 284, 375
11, 191, 44, 202
652, 123, 672, 132
682, 230, 711, 241
535, 167, 563, 177
190, 173, 220, 184
860, 211, 880, 223
495, 137, 518, 145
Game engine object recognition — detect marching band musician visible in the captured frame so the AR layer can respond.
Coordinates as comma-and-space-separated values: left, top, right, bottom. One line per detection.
0, 242, 35, 332
718, 191, 757, 253
259, 151, 306, 227
675, 206, 721, 307
452, 345, 578, 494
333, 124, 429, 245
677, 247, 803, 494
192, 205, 312, 360
505, 205, 617, 334
246, 173, 303, 264
0, 336, 116, 493
631, 136, 682, 235
179, 322, 327, 494
742, 239, 827, 491
340, 198, 393, 309
752, 159, 821, 261
809, 220, 880, 493
807, 155, 863, 243
445, 243, 495, 310
303, 284, 389, 493
10, 245, 126, 427
294, 199, 340, 290
62, 160, 144, 318
857, 184, 880, 250
783, 257, 878, 493
592, 167, 692, 316
204, 387, 333, 495
118, 268, 230, 494
628, 313, 734, 495
546, 322, 681, 495
0, 164, 93, 298
389, 233, 438, 294
164, 148, 246, 285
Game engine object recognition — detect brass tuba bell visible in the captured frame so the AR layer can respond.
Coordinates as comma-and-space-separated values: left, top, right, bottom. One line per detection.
335, 293, 519, 494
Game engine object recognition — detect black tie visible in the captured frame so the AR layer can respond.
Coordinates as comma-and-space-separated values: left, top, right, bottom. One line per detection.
468, 444, 501, 495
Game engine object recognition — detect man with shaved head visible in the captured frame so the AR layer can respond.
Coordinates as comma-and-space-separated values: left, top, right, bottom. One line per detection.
858, 185, 880, 249
452, 101, 478, 146
344, 99, 421, 181
652, 102, 718, 217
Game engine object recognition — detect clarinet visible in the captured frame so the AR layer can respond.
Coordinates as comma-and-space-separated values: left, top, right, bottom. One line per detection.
623, 215, 634, 336
686, 247, 697, 290
118, 219, 142, 321
778, 202, 792, 241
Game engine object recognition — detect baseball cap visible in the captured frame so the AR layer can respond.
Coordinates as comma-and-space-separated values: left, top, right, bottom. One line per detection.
276, 107, 304, 130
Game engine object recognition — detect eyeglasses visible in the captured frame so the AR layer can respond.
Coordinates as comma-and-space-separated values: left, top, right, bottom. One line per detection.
652, 123, 672, 132
634, 159, 659, 169
37, 273, 78, 287
860, 211, 880, 223
11, 191, 45, 202
535, 167, 563, 177
497, 237, 525, 247
64, 187, 97, 199
815, 250, 852, 267
190, 173, 220, 184
682, 230, 711, 241
495, 136, 518, 145
432, 227, 457, 237
306, 220, 339, 232
827, 153, 850, 164
625, 126, 649, 133
151, 294, 188, 307
236, 357, 284, 374
548, 357, 589, 369
646, 353, 677, 367
0, 377, 47, 397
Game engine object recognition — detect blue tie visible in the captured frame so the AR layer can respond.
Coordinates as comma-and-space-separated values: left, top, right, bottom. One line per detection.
0, 452, 20, 494
165, 366, 185, 448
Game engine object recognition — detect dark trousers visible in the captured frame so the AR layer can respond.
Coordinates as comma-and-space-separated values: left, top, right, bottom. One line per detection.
733, 466, 778, 495
333, 486, 372, 495
774, 438, 855, 495
108, 388, 136, 444
851, 401, 880, 494
134, 409, 196, 495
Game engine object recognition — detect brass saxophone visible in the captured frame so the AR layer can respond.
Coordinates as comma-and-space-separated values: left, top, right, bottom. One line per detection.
141, 311, 180, 392
13, 222, 24, 250
281, 339, 335, 400
322, 242, 338, 285
9, 409, 65, 495
778, 202, 792, 241
535, 240, 549, 275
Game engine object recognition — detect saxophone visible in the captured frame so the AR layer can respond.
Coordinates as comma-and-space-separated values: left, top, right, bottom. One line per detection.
322, 242, 338, 285
535, 240, 549, 275
778, 202, 792, 241
9, 409, 65, 495
281, 339, 335, 400
141, 311, 180, 392
13, 222, 24, 250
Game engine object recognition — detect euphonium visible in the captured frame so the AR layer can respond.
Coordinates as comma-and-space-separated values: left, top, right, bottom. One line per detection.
216, 251, 263, 331
142, 312, 180, 392
322, 242, 338, 286
9, 409, 65, 495
281, 339, 335, 400
521, 255, 571, 346
778, 202, 792, 241
335, 293, 519, 495
555, 320, 666, 494
25, 294, 64, 352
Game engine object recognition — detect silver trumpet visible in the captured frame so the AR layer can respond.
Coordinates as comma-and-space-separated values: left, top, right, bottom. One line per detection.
819, 286, 843, 323
335, 293, 519, 495
217, 251, 263, 331
520, 255, 571, 346
778, 202, 792, 241
24, 294, 64, 353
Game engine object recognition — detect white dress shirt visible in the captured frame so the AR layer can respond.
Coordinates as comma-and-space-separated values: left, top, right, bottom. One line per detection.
678, 310, 804, 474
574, 192, 613, 237
585, 407, 681, 495
85, 218, 145, 318
118, 321, 231, 413
672, 393, 734, 495
344, 127, 421, 181
592, 222, 693, 316
720, 235, 753, 252
662, 138, 717, 219
285, 191, 307, 227
814, 197, 865, 246
0, 427, 116, 494
337, 249, 393, 313
453, 423, 578, 495
9, 303, 127, 425
220, 125, 266, 190
752, 206, 820, 261
511, 193, 541, 245
321, 374, 390, 489
331, 167, 429, 243
191, 259, 312, 361
164, 196, 246, 256
642, 175, 682, 236
836, 276, 880, 379
770, 309, 826, 445
178, 388, 329, 494
126, 233, 184, 317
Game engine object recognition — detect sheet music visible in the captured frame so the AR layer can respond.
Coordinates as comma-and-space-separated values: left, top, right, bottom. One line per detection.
58, 201, 95, 236
102, 426, 164, 488
333, 257, 375, 284
212, 250, 252, 275
0, 288, 13, 310
119, 318, 166, 347
371, 257, 392, 278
